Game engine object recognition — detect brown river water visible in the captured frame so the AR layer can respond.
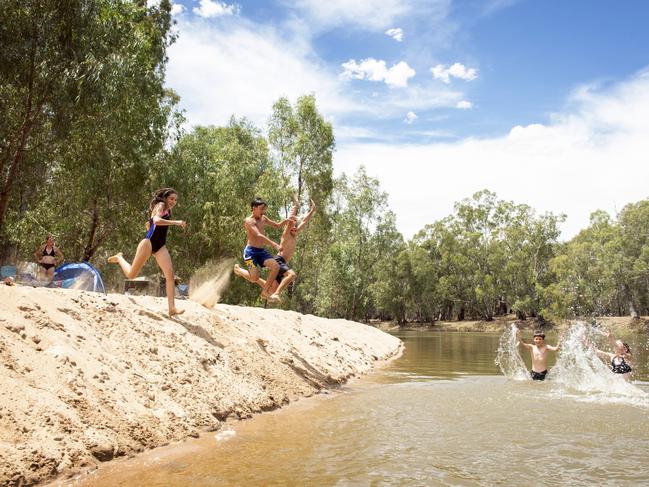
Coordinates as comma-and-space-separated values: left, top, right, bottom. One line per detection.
63, 327, 649, 486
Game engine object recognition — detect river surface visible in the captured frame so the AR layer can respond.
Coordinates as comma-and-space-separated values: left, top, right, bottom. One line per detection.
67, 330, 649, 486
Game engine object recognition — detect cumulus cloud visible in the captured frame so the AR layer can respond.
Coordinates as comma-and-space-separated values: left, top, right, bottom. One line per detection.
166, 16, 466, 129
334, 70, 649, 240
385, 27, 404, 42
341, 58, 416, 88
290, 0, 413, 30
404, 111, 418, 124
456, 100, 473, 109
171, 3, 185, 15
193, 0, 239, 18
431, 63, 478, 84
166, 18, 365, 128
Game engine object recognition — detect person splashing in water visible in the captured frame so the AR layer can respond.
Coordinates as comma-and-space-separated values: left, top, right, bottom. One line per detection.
594, 329, 633, 382
516, 327, 561, 381
108, 188, 186, 317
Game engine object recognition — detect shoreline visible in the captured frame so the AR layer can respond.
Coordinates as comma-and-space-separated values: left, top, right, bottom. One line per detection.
53, 352, 404, 486
373, 316, 649, 334
0, 286, 403, 486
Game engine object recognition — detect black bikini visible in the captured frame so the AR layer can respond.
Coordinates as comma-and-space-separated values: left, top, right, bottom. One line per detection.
145, 210, 170, 253
41, 247, 56, 270
611, 356, 632, 374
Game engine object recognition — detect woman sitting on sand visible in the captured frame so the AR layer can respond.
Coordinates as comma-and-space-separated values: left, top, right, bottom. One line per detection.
594, 329, 633, 382
108, 188, 186, 316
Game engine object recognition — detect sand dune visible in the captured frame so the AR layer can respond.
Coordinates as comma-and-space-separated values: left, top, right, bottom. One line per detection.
0, 286, 402, 485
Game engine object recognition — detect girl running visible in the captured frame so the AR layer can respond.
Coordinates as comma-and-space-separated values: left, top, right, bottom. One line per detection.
108, 188, 186, 316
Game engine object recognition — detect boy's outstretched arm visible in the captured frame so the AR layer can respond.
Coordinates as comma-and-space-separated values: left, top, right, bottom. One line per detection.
295, 199, 317, 233
515, 328, 532, 349
547, 332, 563, 352
262, 215, 291, 229
290, 194, 299, 218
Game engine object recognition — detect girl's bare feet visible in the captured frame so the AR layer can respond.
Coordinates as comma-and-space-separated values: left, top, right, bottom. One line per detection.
169, 308, 185, 317
267, 294, 281, 304
107, 252, 123, 264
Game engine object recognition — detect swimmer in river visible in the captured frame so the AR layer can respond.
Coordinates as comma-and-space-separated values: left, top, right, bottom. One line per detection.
516, 327, 561, 381
593, 329, 633, 382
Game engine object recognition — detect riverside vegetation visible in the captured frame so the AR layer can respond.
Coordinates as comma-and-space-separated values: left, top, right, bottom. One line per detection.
3, 1, 649, 325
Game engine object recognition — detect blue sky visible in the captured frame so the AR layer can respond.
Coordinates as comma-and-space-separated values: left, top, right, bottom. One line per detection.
161, 0, 649, 239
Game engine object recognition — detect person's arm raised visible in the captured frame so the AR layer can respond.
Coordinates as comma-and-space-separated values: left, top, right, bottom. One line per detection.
295, 199, 317, 234
262, 214, 290, 229
516, 328, 532, 349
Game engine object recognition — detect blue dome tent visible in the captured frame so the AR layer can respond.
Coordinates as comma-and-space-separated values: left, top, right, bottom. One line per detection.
51, 262, 106, 293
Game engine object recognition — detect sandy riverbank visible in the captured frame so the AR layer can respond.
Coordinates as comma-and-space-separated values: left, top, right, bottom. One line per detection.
0, 286, 402, 486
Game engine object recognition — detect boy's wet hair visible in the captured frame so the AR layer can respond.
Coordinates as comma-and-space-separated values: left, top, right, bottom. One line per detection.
251, 197, 267, 208
533, 330, 545, 339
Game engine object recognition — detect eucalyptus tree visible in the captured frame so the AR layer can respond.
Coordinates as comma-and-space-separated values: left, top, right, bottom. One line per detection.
408, 191, 563, 321
316, 167, 398, 321
543, 211, 622, 318
0, 0, 177, 263
544, 200, 649, 319
268, 94, 334, 207
267, 95, 335, 313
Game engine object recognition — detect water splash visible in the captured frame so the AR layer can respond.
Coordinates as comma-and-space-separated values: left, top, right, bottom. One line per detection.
550, 321, 645, 401
495, 324, 529, 380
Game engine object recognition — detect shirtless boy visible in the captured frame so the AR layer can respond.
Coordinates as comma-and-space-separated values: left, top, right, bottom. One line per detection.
516, 328, 561, 381
239, 198, 289, 303
235, 197, 316, 302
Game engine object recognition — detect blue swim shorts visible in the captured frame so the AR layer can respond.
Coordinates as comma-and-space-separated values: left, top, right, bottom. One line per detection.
243, 245, 274, 269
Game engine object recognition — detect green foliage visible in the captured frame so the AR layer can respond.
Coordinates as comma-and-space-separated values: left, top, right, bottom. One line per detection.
1, 0, 177, 265
2, 4, 647, 322
315, 167, 400, 321
400, 191, 565, 322
543, 202, 649, 319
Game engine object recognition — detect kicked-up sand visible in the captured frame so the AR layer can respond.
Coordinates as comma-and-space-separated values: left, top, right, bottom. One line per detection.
0, 285, 402, 485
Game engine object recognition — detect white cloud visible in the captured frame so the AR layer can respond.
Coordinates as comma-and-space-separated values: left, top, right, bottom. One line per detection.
334, 70, 649, 240
341, 58, 416, 88
404, 111, 418, 124
171, 3, 185, 15
193, 0, 239, 18
385, 27, 404, 42
431, 63, 478, 84
166, 18, 363, 128
456, 100, 473, 109
166, 17, 466, 130
290, 0, 413, 31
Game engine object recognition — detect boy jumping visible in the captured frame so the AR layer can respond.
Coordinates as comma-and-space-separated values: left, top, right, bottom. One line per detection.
239, 198, 290, 303
235, 196, 316, 303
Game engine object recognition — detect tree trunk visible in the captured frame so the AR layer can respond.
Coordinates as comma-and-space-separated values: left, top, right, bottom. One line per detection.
624, 284, 639, 319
